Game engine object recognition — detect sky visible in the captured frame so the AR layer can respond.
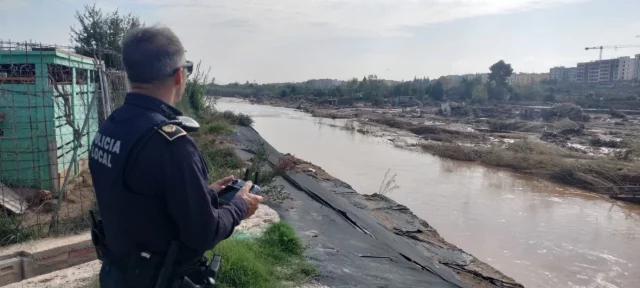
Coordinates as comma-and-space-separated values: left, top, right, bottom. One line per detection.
2, 0, 640, 84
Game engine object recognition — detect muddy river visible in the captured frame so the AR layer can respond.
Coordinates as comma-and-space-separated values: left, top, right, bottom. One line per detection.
216, 98, 640, 288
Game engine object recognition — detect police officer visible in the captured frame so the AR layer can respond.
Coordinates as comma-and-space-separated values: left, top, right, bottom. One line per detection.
89, 26, 264, 287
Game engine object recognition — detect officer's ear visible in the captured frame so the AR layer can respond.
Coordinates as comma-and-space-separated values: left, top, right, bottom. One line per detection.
172, 69, 185, 87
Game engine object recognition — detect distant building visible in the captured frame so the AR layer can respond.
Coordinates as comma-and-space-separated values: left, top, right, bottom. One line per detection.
636, 54, 640, 81
617, 56, 638, 82
548, 67, 577, 82
442, 73, 488, 86
572, 56, 640, 85
576, 63, 586, 83
462, 73, 488, 82
306, 79, 343, 88
549, 67, 565, 80
565, 67, 578, 82
508, 73, 548, 85
444, 75, 464, 87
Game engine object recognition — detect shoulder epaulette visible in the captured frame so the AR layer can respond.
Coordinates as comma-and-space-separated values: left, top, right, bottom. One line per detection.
157, 123, 187, 141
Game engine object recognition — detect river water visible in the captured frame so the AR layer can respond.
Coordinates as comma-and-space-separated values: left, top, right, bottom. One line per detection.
216, 98, 640, 288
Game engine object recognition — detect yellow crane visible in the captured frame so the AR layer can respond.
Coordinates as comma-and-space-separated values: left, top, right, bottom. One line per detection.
585, 45, 640, 60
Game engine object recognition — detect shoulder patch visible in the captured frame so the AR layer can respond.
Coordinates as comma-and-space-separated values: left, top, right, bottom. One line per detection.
157, 124, 187, 141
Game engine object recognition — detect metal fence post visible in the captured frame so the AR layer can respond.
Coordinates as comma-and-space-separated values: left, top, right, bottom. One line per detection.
48, 92, 98, 234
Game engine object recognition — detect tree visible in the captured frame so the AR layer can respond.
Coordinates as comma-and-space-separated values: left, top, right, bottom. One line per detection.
488, 60, 513, 86
183, 62, 211, 115
329, 86, 344, 97
346, 78, 358, 97
543, 93, 556, 102
313, 89, 328, 98
358, 76, 368, 91
487, 60, 513, 100
430, 81, 445, 101
471, 85, 488, 104
461, 77, 482, 100
289, 85, 298, 95
70, 4, 143, 68
280, 89, 288, 98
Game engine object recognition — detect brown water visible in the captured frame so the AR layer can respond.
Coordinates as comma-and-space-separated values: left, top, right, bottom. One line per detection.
216, 98, 640, 288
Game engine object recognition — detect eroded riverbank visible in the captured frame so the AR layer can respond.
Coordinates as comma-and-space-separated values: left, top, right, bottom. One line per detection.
217, 98, 640, 288
231, 125, 519, 288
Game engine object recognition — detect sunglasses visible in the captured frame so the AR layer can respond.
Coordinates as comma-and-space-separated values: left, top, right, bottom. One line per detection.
170, 61, 194, 78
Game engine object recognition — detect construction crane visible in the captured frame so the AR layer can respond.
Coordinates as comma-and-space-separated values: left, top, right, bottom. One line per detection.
585, 45, 640, 60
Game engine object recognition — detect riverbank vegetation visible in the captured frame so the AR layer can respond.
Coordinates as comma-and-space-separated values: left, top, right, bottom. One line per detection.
211, 61, 640, 111
91, 222, 317, 288
182, 64, 318, 286
209, 222, 318, 288
418, 140, 640, 195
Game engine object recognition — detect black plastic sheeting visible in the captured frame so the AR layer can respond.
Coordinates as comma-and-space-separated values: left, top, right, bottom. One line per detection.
232, 126, 465, 288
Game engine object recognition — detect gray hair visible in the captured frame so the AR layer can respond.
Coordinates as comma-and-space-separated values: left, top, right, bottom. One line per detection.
122, 26, 185, 84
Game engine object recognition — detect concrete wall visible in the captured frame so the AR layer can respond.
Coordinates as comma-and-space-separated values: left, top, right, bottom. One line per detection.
0, 234, 96, 287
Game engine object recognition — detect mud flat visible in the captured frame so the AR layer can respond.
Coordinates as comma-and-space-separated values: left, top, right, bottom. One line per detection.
242, 97, 640, 201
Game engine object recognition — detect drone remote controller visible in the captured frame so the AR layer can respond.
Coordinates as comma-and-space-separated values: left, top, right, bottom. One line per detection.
218, 170, 262, 205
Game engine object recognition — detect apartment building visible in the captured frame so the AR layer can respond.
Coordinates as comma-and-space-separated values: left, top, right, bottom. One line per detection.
508, 73, 548, 85
559, 56, 640, 85
548, 67, 577, 82
549, 67, 564, 80
575, 58, 621, 85
576, 63, 585, 83
618, 56, 636, 81
636, 54, 640, 81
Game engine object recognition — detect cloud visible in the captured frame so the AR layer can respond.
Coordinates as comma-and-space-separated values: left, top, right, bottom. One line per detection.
94, 1, 119, 12
0, 0, 28, 11
140, 0, 585, 38
131, 0, 592, 82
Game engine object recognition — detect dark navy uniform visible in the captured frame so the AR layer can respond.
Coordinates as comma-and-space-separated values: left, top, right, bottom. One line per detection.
89, 93, 248, 286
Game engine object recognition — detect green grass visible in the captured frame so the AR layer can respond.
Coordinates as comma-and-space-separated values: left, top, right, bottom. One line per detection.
90, 222, 316, 288
198, 145, 245, 183
0, 212, 36, 247
203, 121, 234, 134
207, 222, 318, 288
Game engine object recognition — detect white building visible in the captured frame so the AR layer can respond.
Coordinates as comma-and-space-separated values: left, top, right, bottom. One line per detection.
635, 54, 640, 81
575, 57, 629, 85
617, 56, 637, 81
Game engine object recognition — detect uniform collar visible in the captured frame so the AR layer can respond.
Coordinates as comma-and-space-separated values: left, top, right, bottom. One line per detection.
124, 92, 183, 119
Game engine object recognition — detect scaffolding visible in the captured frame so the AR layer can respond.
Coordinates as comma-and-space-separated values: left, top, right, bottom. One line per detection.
0, 41, 128, 244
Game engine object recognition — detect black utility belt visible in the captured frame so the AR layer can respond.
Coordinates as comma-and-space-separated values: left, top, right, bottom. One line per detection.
99, 247, 222, 288
89, 210, 222, 287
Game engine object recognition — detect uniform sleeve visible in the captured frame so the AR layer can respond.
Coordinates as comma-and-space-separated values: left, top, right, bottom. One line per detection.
160, 136, 248, 254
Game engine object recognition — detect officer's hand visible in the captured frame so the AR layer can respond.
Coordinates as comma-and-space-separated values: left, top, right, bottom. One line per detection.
237, 181, 264, 219
210, 176, 235, 194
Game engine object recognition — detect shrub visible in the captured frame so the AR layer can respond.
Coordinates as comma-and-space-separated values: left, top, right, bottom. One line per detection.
550, 103, 585, 122
589, 137, 620, 148
259, 222, 304, 258
203, 122, 234, 134
0, 213, 34, 246
275, 155, 297, 173
208, 222, 317, 288
609, 108, 627, 119
220, 111, 254, 126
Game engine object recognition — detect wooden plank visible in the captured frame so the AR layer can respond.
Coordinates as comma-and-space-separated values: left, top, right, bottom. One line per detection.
0, 182, 25, 214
